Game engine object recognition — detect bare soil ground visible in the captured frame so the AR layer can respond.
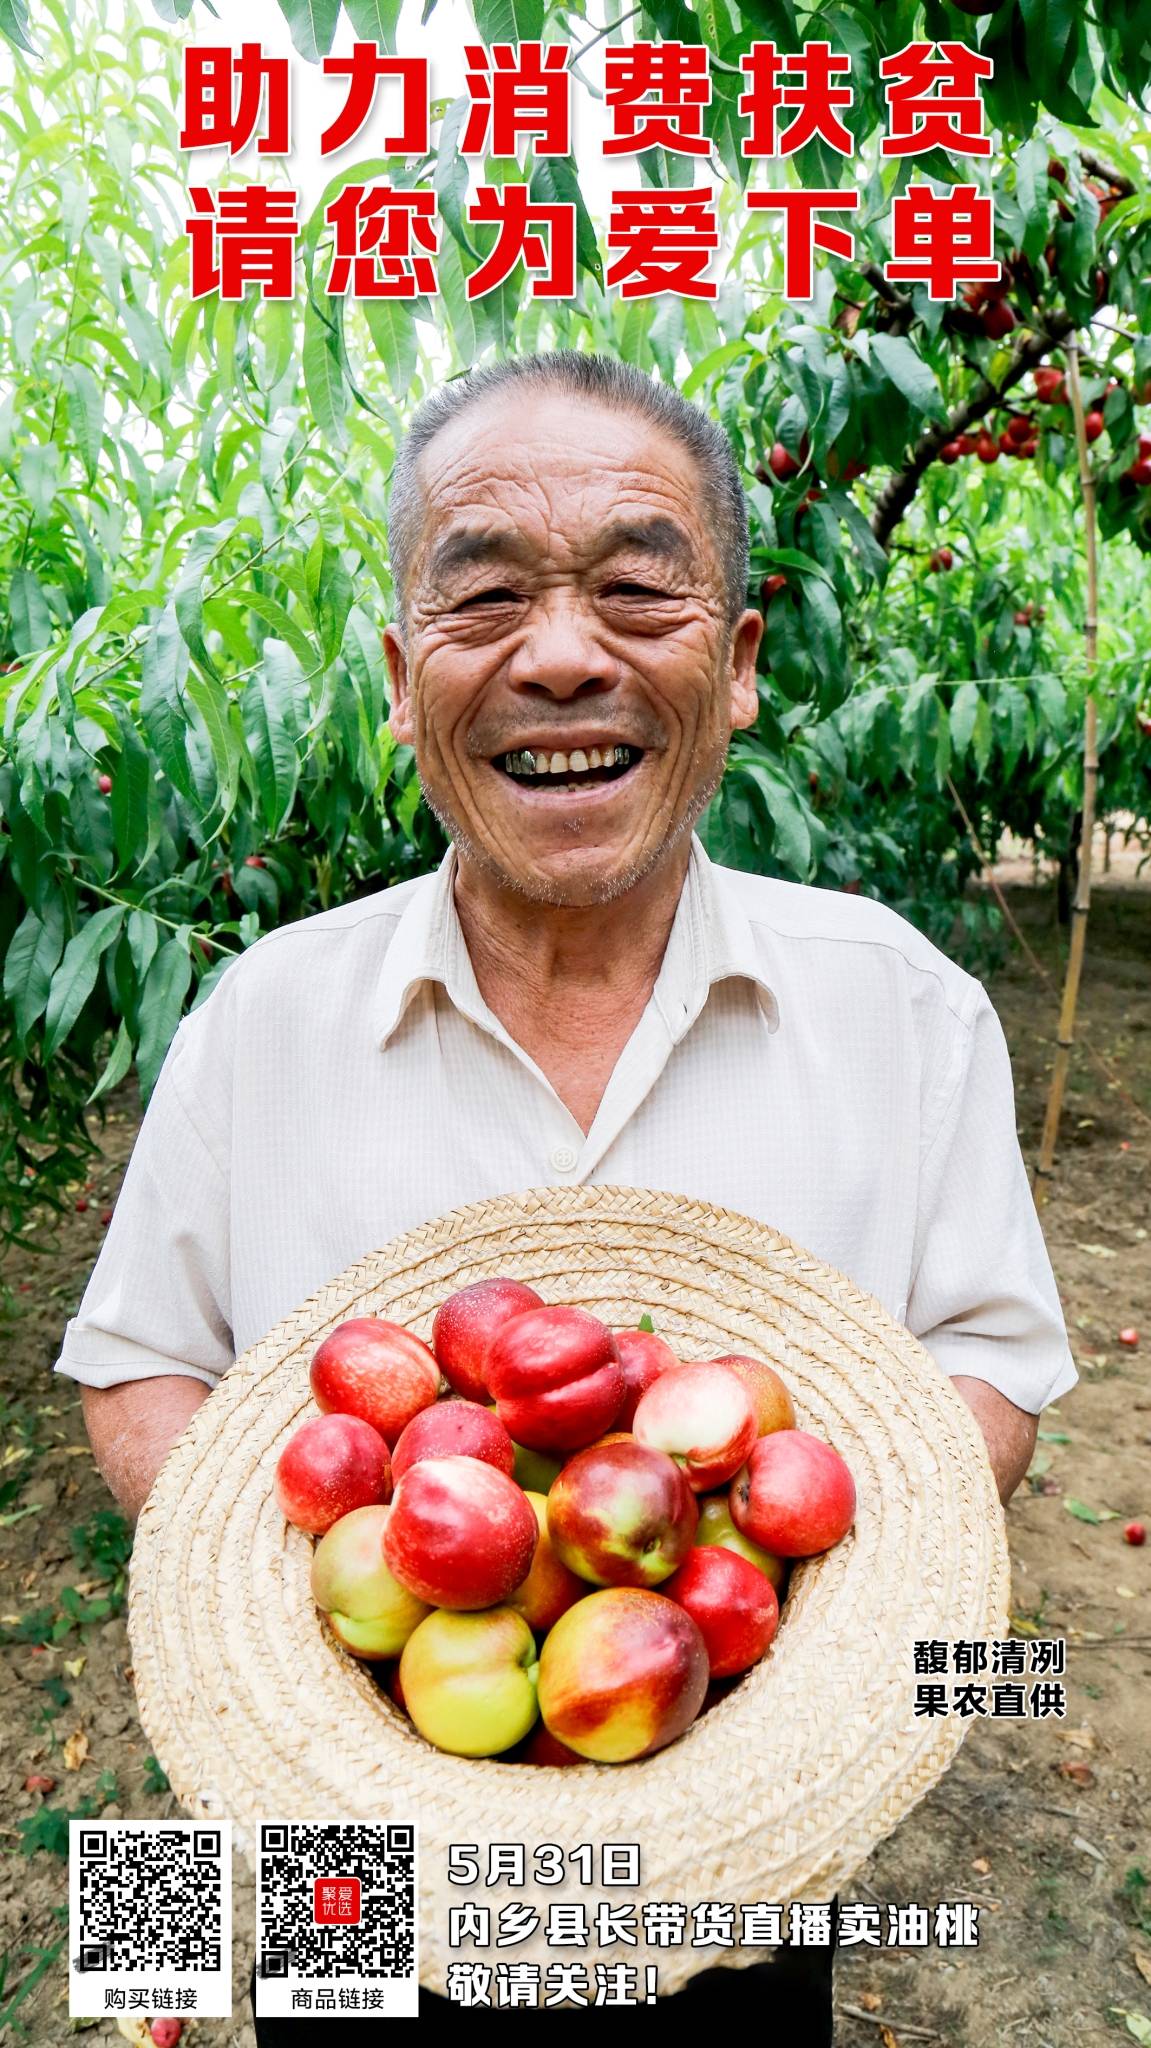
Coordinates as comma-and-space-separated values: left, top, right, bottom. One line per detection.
1, 874, 1147, 2047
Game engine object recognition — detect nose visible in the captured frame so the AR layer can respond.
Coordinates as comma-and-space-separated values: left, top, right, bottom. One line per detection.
503, 587, 618, 702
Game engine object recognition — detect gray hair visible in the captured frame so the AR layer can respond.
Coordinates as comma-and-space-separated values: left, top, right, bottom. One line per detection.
385, 350, 750, 626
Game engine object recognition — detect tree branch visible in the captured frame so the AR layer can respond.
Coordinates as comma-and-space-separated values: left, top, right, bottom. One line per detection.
1078, 148, 1134, 198
870, 313, 1077, 549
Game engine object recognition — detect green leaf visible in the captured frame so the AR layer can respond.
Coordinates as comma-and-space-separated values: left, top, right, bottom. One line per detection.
139, 605, 195, 803
43, 905, 125, 1060
275, 0, 341, 62
870, 334, 946, 422
136, 939, 193, 1100
184, 668, 243, 822
636, 1313, 655, 1334
7, 567, 54, 656
344, 0, 403, 45
242, 659, 301, 834
63, 365, 105, 485
950, 680, 981, 757
529, 157, 602, 286
362, 299, 417, 397
434, 98, 477, 260
472, 0, 544, 40
1063, 1497, 1102, 1524
1110, 2013, 1151, 2047
87, 1018, 134, 1105
174, 526, 229, 678
302, 295, 348, 447
729, 759, 812, 876
3, 898, 65, 1044
0, 0, 35, 53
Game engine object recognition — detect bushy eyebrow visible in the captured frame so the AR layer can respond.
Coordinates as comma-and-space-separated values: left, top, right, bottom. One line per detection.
426, 513, 698, 586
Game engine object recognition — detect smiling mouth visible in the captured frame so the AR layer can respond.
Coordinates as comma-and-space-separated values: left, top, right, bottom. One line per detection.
495, 744, 644, 792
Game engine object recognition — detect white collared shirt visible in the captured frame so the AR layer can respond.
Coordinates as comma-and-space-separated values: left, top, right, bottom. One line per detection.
55, 837, 1076, 1414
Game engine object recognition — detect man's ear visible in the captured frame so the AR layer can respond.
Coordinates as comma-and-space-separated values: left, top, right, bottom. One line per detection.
383, 624, 414, 744
729, 607, 764, 731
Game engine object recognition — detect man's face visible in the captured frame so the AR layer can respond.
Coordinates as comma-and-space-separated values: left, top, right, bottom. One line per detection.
384, 392, 763, 907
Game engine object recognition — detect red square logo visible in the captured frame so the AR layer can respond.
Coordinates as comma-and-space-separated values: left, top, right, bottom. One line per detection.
313, 1876, 361, 1924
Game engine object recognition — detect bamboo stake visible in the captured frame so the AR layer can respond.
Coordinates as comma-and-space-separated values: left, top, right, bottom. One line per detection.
1032, 337, 1100, 1208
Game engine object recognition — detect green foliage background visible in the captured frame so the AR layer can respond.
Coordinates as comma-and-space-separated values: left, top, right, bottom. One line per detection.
1, 0, 1150, 1254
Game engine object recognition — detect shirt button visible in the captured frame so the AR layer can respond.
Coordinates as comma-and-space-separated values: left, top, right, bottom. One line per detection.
549, 1143, 578, 1174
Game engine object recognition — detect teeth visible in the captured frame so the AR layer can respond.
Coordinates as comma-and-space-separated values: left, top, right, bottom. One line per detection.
502, 745, 636, 778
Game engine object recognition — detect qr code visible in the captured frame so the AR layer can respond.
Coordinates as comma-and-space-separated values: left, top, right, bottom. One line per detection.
258, 1822, 416, 1984
76, 1825, 223, 1971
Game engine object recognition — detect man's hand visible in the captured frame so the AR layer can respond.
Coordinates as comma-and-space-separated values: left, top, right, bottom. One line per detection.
951, 1375, 1038, 1505
81, 1376, 211, 1522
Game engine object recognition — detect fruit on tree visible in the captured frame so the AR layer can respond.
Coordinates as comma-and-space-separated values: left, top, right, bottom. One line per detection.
1127, 459, 1151, 487
536, 1588, 709, 1763
613, 1328, 680, 1429
1083, 410, 1105, 443
383, 1454, 538, 1609
709, 1354, 796, 1438
975, 433, 1000, 464
486, 1305, 624, 1453
1034, 367, 1066, 403
310, 1504, 430, 1658
928, 547, 955, 572
731, 1431, 856, 1558
661, 1546, 779, 1678
310, 1318, 441, 1445
760, 572, 787, 605
632, 1361, 757, 1492
390, 1399, 515, 1481
1005, 415, 1033, 446
694, 1494, 786, 1591
400, 1606, 539, 1757
981, 300, 1016, 340
432, 1277, 544, 1404
274, 1413, 392, 1535
96, 773, 113, 795
507, 1490, 586, 1633
768, 439, 803, 480
939, 441, 963, 464
547, 1439, 698, 1588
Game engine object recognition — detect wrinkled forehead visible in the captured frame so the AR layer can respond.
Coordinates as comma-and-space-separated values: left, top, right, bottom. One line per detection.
410, 390, 721, 585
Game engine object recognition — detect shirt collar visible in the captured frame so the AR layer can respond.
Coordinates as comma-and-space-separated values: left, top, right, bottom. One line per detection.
373, 834, 779, 1050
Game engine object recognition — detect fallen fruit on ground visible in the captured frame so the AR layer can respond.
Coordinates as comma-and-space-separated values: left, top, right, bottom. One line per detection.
310, 1504, 430, 1658
275, 1412, 392, 1535
486, 1305, 624, 1452
310, 1317, 440, 1443
1118, 1327, 1139, 1349
1124, 1521, 1146, 1546
662, 1545, 780, 1677
400, 1607, 539, 1757
537, 1588, 710, 1762
632, 1360, 757, 1491
731, 1430, 857, 1557
383, 1454, 538, 1609
547, 1439, 698, 1587
390, 1399, 515, 1481
432, 1277, 544, 1404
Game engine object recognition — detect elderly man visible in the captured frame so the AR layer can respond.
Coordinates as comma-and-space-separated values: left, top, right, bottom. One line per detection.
61, 351, 1075, 2036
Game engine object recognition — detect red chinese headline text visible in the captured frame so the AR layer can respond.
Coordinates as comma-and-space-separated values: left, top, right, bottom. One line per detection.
181, 39, 1000, 305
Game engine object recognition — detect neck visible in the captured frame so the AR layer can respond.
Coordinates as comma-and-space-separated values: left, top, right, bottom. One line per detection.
453, 844, 692, 1002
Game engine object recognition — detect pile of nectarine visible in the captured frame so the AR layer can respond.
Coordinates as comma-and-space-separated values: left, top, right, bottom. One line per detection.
274, 1280, 856, 1766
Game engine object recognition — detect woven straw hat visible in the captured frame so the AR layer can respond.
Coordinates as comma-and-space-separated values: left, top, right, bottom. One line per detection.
129, 1185, 1009, 1995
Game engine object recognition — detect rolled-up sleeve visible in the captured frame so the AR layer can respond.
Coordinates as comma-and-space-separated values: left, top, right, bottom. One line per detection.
908, 990, 1078, 1414
53, 1011, 235, 1390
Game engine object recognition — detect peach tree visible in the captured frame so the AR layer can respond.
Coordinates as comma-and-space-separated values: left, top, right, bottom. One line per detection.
1, 0, 1150, 1250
